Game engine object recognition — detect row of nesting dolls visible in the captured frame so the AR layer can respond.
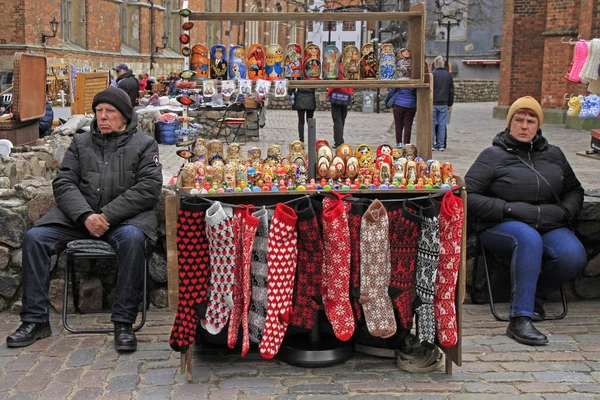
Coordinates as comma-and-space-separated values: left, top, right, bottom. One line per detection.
186, 43, 412, 81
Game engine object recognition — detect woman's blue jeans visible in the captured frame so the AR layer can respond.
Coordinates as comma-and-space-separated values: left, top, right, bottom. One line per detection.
480, 221, 586, 319
20, 224, 147, 325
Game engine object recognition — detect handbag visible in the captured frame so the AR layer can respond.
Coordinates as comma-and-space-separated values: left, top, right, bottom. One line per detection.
329, 91, 352, 106
385, 90, 400, 108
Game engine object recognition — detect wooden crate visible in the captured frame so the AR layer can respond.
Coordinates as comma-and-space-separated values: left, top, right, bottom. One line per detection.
72, 72, 109, 115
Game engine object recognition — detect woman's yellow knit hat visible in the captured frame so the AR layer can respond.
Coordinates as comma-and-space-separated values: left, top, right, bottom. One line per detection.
506, 96, 544, 127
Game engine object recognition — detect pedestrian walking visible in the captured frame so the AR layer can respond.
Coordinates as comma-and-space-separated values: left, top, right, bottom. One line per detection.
327, 87, 354, 148
385, 87, 417, 148
431, 55, 454, 151
290, 88, 316, 143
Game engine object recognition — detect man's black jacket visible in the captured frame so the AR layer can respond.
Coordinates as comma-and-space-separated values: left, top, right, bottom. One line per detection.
116, 71, 140, 106
36, 113, 163, 242
465, 129, 583, 234
432, 67, 454, 107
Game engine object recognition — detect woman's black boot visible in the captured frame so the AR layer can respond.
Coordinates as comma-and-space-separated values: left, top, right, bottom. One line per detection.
506, 317, 548, 346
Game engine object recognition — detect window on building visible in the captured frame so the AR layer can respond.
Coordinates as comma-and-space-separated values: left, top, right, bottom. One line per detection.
342, 41, 356, 49
307, 21, 313, 32
325, 21, 336, 31
61, 0, 86, 48
121, 1, 141, 51
164, 0, 180, 50
342, 21, 355, 31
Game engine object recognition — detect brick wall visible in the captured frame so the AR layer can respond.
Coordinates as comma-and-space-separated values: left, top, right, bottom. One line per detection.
499, 0, 600, 110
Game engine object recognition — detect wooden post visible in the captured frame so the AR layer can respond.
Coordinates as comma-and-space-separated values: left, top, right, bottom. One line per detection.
416, 73, 433, 161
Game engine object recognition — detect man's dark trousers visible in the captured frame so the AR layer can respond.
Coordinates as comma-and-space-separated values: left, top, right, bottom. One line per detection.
21, 224, 146, 324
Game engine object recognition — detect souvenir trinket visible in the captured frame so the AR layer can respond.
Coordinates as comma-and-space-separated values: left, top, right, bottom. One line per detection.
190, 44, 210, 80
346, 156, 359, 179
336, 144, 353, 161
182, 21, 194, 31
379, 43, 396, 80
247, 44, 266, 80
181, 46, 192, 57
228, 45, 246, 79
284, 43, 303, 79
265, 44, 285, 80
355, 143, 373, 159
360, 44, 378, 80
404, 144, 417, 161
210, 44, 228, 80
180, 163, 197, 189
265, 144, 282, 164
304, 44, 321, 80
396, 48, 412, 79
341, 45, 360, 80
317, 145, 333, 162
322, 44, 341, 80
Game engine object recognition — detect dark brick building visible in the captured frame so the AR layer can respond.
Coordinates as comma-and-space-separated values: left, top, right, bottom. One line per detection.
495, 0, 600, 124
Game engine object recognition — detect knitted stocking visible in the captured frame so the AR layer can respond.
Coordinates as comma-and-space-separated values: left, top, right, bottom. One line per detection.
248, 208, 272, 343
227, 209, 245, 349
414, 201, 441, 345
388, 202, 421, 331
240, 206, 259, 356
202, 202, 236, 335
291, 198, 323, 330
434, 192, 464, 348
348, 198, 372, 323
360, 200, 396, 338
259, 203, 298, 359
169, 200, 211, 353
322, 192, 355, 342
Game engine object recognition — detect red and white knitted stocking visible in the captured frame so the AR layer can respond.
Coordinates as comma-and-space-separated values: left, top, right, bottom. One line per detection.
203, 202, 236, 335
227, 208, 245, 349
240, 207, 259, 356
259, 203, 298, 359
434, 191, 464, 348
360, 200, 397, 338
169, 201, 211, 353
348, 199, 372, 323
322, 192, 355, 342
291, 198, 323, 330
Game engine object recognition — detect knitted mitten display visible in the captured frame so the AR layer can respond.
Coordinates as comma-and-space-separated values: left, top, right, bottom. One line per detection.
202, 202, 236, 335
414, 201, 441, 345
291, 198, 323, 330
248, 208, 273, 343
348, 198, 372, 323
259, 203, 298, 359
169, 200, 211, 353
388, 202, 421, 331
322, 192, 355, 342
434, 192, 464, 348
360, 200, 396, 338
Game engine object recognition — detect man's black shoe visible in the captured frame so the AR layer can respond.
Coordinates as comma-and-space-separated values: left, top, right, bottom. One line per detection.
6, 322, 52, 348
114, 323, 137, 351
506, 317, 548, 346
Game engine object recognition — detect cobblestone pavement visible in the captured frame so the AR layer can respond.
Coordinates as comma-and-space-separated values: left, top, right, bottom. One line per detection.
159, 102, 597, 190
0, 301, 599, 399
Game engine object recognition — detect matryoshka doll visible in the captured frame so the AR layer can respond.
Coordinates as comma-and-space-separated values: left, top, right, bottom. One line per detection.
429, 160, 442, 186
403, 143, 418, 161
284, 43, 303, 79
206, 139, 224, 165
224, 162, 237, 189
248, 146, 262, 163
265, 44, 285, 80
247, 43, 266, 81
225, 143, 242, 164
265, 144, 282, 164
396, 48, 412, 79
235, 163, 248, 188
336, 143, 353, 162
180, 163, 198, 190
360, 43, 378, 80
228, 45, 246, 79
341, 45, 360, 80
346, 156, 359, 179
322, 44, 341, 80
406, 160, 417, 185
210, 44, 228, 80
379, 43, 396, 80
190, 44, 210, 80
441, 162, 454, 184
354, 143, 373, 160
331, 156, 345, 179
303, 43, 321, 80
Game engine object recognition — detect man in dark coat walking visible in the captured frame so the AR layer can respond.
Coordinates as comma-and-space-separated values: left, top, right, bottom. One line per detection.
6, 87, 162, 352
114, 63, 140, 106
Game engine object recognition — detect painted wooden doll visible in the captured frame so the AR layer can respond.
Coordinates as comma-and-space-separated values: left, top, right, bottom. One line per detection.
322, 44, 341, 80
360, 43, 378, 80
379, 43, 396, 80
247, 43, 266, 81
265, 43, 284, 80
190, 44, 210, 80
396, 48, 412, 79
284, 43, 303, 79
210, 44, 228, 80
228, 45, 246, 79
341, 45, 360, 80
303, 43, 321, 80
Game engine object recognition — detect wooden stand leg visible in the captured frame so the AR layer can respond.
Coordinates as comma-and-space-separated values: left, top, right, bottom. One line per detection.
180, 344, 194, 381
445, 351, 453, 374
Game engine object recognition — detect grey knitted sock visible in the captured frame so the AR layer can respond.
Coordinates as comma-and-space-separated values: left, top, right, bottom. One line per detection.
248, 208, 273, 343
414, 202, 440, 345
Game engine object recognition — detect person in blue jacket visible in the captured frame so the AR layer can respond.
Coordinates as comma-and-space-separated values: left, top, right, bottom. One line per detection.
39, 101, 54, 138
386, 88, 416, 148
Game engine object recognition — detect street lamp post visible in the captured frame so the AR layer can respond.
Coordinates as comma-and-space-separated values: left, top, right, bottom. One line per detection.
435, 9, 463, 69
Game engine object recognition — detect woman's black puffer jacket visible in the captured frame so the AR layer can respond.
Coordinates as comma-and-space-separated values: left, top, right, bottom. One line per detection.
465, 128, 583, 234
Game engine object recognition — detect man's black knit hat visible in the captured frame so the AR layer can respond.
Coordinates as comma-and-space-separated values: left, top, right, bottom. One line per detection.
92, 87, 133, 122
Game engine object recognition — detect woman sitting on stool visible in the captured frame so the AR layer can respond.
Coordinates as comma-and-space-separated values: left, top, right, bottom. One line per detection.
465, 96, 587, 346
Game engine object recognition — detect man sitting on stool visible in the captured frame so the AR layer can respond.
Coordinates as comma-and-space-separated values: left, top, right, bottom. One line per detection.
6, 87, 163, 352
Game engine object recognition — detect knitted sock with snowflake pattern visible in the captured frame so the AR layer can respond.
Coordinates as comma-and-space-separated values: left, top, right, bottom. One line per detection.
388, 201, 421, 331
290, 198, 323, 330
322, 192, 355, 342
360, 200, 397, 338
414, 201, 441, 345
259, 203, 298, 359
202, 202, 236, 335
169, 200, 211, 353
248, 208, 272, 343
434, 192, 464, 348
348, 198, 372, 323
227, 208, 245, 349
